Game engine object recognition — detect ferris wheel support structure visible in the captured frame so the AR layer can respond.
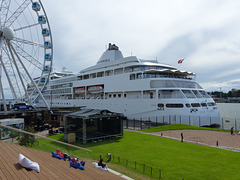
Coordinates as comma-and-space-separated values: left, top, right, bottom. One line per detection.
0, 56, 7, 111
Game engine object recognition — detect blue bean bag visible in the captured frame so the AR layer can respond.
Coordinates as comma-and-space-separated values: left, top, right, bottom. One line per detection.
80, 161, 85, 167
52, 152, 66, 161
70, 160, 85, 170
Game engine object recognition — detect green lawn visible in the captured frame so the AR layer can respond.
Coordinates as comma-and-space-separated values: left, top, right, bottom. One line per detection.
141, 124, 230, 133
32, 126, 240, 179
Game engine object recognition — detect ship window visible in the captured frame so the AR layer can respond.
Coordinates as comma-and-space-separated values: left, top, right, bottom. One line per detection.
130, 74, 135, 80
150, 80, 202, 89
182, 90, 195, 98
133, 66, 140, 72
90, 73, 96, 78
199, 90, 211, 98
113, 94, 116, 98
118, 94, 121, 98
191, 103, 200, 107
105, 70, 113, 76
124, 91, 141, 99
158, 103, 164, 107
185, 103, 191, 108
109, 94, 112, 98
137, 73, 142, 79
140, 66, 146, 71
143, 90, 156, 99
129, 66, 140, 72
166, 104, 184, 108
192, 90, 202, 98
201, 103, 207, 107
158, 90, 185, 99
114, 68, 123, 75
207, 102, 215, 106
124, 94, 127, 98
97, 71, 104, 77
83, 74, 89, 79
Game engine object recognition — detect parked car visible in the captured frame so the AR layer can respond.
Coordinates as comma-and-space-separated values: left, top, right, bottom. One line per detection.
12, 103, 35, 111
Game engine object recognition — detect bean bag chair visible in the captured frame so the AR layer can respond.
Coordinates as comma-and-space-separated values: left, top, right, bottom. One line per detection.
64, 153, 71, 161
18, 154, 40, 173
56, 148, 64, 158
93, 162, 108, 171
70, 160, 85, 170
51, 152, 66, 160
80, 161, 85, 167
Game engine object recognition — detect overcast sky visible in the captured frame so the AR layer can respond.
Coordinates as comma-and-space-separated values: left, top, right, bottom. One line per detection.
43, 0, 240, 92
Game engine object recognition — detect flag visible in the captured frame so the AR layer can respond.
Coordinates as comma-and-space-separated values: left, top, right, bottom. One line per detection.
178, 58, 184, 64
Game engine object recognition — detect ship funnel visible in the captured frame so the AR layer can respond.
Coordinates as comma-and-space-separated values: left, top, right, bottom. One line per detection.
97, 43, 123, 64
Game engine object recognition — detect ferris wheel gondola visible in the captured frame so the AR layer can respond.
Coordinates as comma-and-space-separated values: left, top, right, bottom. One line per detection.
0, 0, 53, 111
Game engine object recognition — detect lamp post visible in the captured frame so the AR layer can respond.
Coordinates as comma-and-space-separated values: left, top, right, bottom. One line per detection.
220, 87, 222, 99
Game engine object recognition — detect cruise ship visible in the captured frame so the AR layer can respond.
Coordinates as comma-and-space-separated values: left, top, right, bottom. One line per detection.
31, 43, 220, 126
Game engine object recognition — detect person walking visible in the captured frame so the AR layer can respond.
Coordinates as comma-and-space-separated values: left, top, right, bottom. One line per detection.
181, 133, 183, 143
230, 127, 234, 135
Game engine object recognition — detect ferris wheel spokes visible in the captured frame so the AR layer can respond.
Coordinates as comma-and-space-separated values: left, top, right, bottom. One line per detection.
13, 37, 44, 48
0, 0, 10, 28
0, 54, 18, 102
4, 0, 31, 27
0, 55, 7, 111
6, 40, 30, 102
11, 41, 43, 70
8, 41, 51, 110
13, 23, 40, 32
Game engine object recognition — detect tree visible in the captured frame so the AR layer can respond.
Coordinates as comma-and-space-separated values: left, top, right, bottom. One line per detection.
9, 130, 19, 143
16, 126, 39, 147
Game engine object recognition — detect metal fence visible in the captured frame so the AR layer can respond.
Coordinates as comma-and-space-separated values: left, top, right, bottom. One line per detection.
100, 154, 162, 179
220, 117, 240, 131
123, 115, 240, 131
123, 115, 220, 130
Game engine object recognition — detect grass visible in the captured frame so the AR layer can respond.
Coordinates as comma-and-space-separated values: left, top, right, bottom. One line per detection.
32, 125, 240, 179
141, 124, 231, 133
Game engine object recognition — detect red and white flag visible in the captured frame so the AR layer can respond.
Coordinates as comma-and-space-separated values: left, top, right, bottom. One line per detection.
178, 58, 184, 64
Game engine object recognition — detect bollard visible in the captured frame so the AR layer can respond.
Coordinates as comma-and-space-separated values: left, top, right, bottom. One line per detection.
133, 119, 135, 130
216, 139, 218, 146
181, 133, 183, 143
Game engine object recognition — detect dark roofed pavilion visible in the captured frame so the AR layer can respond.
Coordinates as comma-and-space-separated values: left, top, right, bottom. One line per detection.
64, 109, 123, 144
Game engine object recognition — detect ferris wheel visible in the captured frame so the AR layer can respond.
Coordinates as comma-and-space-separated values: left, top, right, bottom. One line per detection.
0, 0, 52, 111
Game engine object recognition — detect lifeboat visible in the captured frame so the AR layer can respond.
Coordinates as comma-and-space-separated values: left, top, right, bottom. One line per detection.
75, 87, 85, 93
